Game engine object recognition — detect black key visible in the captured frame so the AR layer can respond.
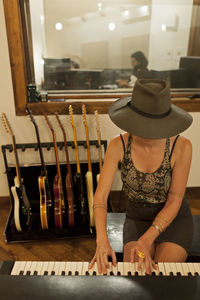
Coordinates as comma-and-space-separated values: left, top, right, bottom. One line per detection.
61, 271, 65, 276
117, 271, 121, 276
75, 271, 79, 276
152, 272, 156, 276
51, 271, 55, 275
128, 271, 131, 276
26, 271, 31, 276
19, 271, 24, 275
33, 271, 38, 276
68, 271, 72, 276
177, 272, 181, 276
188, 272, 192, 276
44, 271, 48, 276
93, 271, 96, 276
195, 272, 198, 276
135, 272, 139, 276
110, 271, 114, 276
85, 271, 89, 276
159, 272, 163, 276
170, 272, 174, 276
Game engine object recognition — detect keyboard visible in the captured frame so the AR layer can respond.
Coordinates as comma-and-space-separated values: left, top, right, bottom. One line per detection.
0, 261, 200, 300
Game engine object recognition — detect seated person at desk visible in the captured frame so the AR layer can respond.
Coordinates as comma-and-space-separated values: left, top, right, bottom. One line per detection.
89, 79, 193, 275
116, 51, 151, 88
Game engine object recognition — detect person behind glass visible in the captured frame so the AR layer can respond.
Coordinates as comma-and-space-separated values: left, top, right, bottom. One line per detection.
88, 79, 193, 275
116, 51, 150, 88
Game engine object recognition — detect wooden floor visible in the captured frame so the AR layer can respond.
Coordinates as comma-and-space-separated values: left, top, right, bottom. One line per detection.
0, 188, 199, 262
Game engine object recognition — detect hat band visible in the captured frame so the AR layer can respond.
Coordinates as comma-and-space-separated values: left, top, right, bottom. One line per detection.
127, 102, 171, 119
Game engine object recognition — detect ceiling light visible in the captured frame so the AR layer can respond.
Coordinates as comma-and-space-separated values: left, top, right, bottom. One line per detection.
108, 22, 116, 31
55, 22, 63, 31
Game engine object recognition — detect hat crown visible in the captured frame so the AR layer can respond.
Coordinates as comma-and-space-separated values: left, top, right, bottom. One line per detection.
131, 79, 171, 115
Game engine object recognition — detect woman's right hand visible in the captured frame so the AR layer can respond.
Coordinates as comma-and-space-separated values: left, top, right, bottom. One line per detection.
88, 239, 117, 274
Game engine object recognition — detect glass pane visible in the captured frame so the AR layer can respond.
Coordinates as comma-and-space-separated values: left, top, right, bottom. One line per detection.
29, 0, 200, 92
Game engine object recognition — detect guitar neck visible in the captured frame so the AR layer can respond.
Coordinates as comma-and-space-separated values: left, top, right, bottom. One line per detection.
34, 123, 46, 176
95, 110, 102, 172
84, 126, 92, 172
11, 135, 22, 187
52, 132, 62, 178
72, 126, 81, 174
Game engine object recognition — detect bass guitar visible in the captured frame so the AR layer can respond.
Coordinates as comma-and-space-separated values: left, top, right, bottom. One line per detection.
1, 113, 32, 231
69, 105, 88, 227
44, 114, 65, 229
94, 110, 102, 184
26, 105, 52, 230
82, 104, 95, 228
55, 112, 75, 227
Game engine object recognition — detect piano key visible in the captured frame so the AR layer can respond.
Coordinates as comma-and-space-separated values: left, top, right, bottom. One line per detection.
111, 262, 118, 276
175, 263, 184, 276
157, 263, 166, 276
180, 263, 190, 276
40, 262, 49, 275
34, 262, 43, 275
47, 262, 55, 275
11, 261, 25, 275
82, 262, 89, 276
117, 262, 124, 276
187, 263, 196, 276
123, 262, 131, 276
135, 262, 145, 276
129, 262, 136, 276
193, 263, 200, 275
23, 261, 32, 276
65, 262, 71, 275
57, 262, 65, 275
93, 262, 102, 276
76, 262, 83, 276
29, 261, 37, 275
169, 263, 178, 276
163, 263, 172, 276
152, 264, 160, 276
71, 262, 77, 275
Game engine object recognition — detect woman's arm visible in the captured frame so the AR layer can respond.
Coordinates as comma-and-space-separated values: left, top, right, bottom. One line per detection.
139, 137, 193, 247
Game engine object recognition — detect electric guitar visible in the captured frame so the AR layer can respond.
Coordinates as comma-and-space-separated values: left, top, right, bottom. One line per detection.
82, 104, 95, 228
69, 105, 88, 227
95, 110, 102, 184
26, 105, 52, 230
1, 113, 32, 231
55, 112, 75, 227
44, 114, 65, 229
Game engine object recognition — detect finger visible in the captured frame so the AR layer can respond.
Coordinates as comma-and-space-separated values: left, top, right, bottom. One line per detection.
152, 261, 157, 270
145, 259, 151, 275
88, 255, 96, 269
103, 252, 109, 269
96, 254, 102, 274
111, 251, 117, 267
137, 257, 143, 271
130, 248, 136, 263
100, 253, 107, 274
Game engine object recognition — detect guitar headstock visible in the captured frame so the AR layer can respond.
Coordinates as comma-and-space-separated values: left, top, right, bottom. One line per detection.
69, 105, 75, 128
44, 113, 54, 133
82, 104, 87, 128
1, 112, 14, 137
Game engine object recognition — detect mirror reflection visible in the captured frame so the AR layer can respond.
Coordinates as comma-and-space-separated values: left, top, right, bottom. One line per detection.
29, 0, 200, 91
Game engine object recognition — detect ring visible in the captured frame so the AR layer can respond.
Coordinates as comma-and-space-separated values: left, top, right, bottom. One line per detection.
137, 251, 145, 259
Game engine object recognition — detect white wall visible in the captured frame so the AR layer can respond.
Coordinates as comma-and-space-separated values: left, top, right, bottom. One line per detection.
0, 0, 199, 198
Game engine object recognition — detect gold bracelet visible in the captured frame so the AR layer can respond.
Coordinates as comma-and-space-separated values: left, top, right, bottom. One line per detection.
154, 220, 165, 232
152, 223, 162, 234
168, 191, 182, 199
93, 204, 107, 210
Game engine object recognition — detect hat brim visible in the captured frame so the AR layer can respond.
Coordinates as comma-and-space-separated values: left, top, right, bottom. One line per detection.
109, 97, 193, 139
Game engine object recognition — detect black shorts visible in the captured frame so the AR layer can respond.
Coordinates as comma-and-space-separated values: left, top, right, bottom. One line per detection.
123, 196, 194, 254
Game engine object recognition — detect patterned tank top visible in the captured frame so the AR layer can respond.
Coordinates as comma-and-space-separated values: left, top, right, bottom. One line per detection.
120, 134, 177, 205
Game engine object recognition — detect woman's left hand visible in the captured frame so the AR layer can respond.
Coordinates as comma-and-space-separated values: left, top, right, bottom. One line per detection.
129, 240, 157, 275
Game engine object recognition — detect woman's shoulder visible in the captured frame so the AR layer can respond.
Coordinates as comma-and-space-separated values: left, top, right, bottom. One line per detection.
172, 135, 192, 160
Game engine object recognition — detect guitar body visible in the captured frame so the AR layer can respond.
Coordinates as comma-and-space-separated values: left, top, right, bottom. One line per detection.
74, 173, 88, 227
85, 171, 95, 227
39, 176, 50, 230
53, 174, 65, 229
11, 185, 22, 232
65, 174, 75, 227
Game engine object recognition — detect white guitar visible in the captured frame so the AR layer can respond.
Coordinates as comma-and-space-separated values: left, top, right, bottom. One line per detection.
82, 105, 94, 227
1, 113, 32, 231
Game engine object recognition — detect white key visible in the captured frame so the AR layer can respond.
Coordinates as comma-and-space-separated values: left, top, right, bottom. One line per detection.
76, 262, 83, 276
135, 262, 145, 276
65, 262, 72, 275
47, 262, 55, 275
111, 263, 118, 276
193, 263, 200, 275
81, 262, 89, 276
117, 262, 124, 276
175, 263, 184, 276
40, 262, 49, 275
35, 261, 43, 275
152, 264, 160, 276
187, 263, 196, 276
169, 263, 177, 276
11, 261, 22, 275
158, 263, 166, 276
93, 262, 102, 276
29, 261, 37, 275
23, 261, 32, 275
53, 262, 60, 275
180, 263, 190, 276
129, 262, 136, 276
163, 263, 171, 276
71, 262, 77, 275
17, 261, 26, 275
123, 262, 131, 276
57, 262, 65, 275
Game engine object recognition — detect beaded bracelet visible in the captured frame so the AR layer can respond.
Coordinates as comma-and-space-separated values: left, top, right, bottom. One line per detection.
156, 215, 169, 224
154, 219, 165, 232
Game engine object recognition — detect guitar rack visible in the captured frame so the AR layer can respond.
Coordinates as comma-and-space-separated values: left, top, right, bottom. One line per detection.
2, 140, 109, 243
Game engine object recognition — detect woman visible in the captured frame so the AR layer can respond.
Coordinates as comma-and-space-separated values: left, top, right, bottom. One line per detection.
117, 51, 151, 88
89, 79, 193, 275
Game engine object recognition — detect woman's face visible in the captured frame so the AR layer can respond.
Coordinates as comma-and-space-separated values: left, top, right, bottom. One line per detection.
131, 57, 138, 68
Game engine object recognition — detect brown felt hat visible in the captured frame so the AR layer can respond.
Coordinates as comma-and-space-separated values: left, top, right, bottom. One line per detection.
109, 79, 193, 139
